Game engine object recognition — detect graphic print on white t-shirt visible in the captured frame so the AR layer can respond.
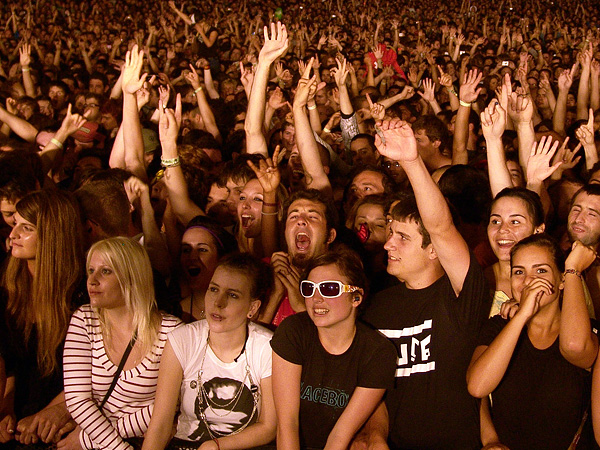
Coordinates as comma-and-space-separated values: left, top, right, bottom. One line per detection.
187, 376, 257, 440
380, 319, 434, 377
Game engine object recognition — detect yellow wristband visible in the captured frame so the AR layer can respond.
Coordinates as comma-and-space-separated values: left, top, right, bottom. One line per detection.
459, 100, 472, 107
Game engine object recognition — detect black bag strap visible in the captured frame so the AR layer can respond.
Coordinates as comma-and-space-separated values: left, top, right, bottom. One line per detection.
99, 332, 137, 411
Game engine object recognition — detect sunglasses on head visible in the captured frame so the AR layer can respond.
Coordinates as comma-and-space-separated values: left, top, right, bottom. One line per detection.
300, 280, 362, 299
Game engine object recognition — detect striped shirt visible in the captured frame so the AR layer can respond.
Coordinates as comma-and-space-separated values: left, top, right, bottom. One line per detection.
64, 305, 181, 450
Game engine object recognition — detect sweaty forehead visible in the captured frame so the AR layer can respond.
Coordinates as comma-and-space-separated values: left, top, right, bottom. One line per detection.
572, 192, 600, 211
287, 199, 325, 217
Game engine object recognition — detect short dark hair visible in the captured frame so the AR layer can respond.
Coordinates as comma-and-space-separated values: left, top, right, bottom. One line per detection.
511, 233, 565, 273
302, 248, 367, 294
570, 184, 600, 211
412, 115, 450, 152
491, 187, 545, 228
388, 193, 432, 248
217, 252, 274, 312
284, 189, 339, 232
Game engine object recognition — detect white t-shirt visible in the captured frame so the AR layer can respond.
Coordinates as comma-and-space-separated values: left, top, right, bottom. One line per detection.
168, 320, 273, 442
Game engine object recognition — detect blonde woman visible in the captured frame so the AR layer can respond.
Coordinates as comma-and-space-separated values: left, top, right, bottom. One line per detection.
63, 237, 181, 450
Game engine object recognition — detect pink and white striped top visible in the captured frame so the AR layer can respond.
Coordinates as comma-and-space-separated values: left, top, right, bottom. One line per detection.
64, 305, 181, 450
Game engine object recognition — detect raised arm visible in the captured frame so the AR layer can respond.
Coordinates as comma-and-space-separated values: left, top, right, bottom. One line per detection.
454, 69, 482, 165
553, 64, 575, 137
245, 22, 288, 157
292, 60, 332, 197
124, 176, 171, 277
575, 109, 599, 171
121, 45, 148, 183
560, 241, 599, 368
247, 148, 282, 257
184, 64, 222, 144
481, 101, 513, 196
507, 89, 535, 173
19, 43, 35, 98
374, 119, 470, 295
39, 104, 85, 174
158, 95, 204, 225
577, 44, 593, 121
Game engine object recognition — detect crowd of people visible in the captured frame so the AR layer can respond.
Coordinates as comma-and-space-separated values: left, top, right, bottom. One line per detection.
3, 0, 600, 448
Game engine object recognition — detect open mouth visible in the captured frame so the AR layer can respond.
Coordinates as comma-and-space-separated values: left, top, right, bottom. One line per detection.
496, 239, 515, 249
296, 232, 311, 251
313, 308, 329, 315
241, 214, 254, 228
188, 267, 202, 277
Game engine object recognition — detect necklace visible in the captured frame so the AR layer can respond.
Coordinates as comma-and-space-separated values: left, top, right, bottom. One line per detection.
190, 290, 205, 320
195, 327, 260, 439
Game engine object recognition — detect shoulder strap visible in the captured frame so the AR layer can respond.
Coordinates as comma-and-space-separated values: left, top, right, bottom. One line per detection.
99, 332, 137, 411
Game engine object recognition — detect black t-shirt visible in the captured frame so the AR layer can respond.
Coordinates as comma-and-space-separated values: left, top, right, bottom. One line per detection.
197, 27, 218, 59
271, 312, 396, 449
362, 253, 491, 450
477, 316, 598, 450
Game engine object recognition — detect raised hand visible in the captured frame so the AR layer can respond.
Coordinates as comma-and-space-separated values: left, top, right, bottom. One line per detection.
59, 104, 86, 135
330, 56, 349, 88
239, 62, 255, 92
158, 94, 182, 147
268, 87, 286, 110
437, 65, 453, 88
557, 65, 575, 91
366, 93, 385, 121
459, 68, 482, 104
247, 145, 282, 194
507, 89, 533, 124
565, 240, 597, 273
418, 78, 436, 103
373, 119, 418, 162
19, 43, 32, 67
526, 135, 562, 185
259, 22, 289, 64
550, 138, 581, 181
575, 109, 595, 146
122, 45, 147, 95
293, 70, 317, 110
158, 84, 171, 106
184, 64, 201, 89
481, 100, 506, 140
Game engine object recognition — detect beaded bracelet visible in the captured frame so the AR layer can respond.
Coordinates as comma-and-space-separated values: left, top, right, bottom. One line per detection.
50, 138, 64, 149
161, 156, 180, 168
564, 268, 582, 278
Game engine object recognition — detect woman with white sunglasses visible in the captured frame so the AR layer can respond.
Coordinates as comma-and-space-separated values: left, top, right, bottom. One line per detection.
271, 249, 396, 450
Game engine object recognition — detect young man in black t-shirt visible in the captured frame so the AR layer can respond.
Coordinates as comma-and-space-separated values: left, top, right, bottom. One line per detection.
360, 119, 491, 450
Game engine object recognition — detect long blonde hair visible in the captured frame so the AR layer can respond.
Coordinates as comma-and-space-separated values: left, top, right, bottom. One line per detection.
2, 190, 84, 377
87, 237, 160, 357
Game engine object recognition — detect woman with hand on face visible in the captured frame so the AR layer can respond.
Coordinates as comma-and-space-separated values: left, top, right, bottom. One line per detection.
143, 253, 277, 450
271, 249, 396, 450
467, 234, 598, 450
62, 237, 181, 450
0, 190, 84, 448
